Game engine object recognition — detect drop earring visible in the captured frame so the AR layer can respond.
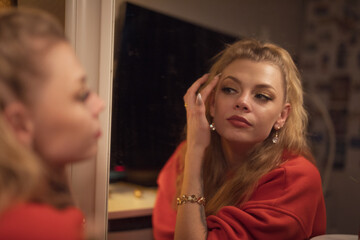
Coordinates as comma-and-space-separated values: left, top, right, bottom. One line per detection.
272, 125, 280, 144
209, 122, 216, 131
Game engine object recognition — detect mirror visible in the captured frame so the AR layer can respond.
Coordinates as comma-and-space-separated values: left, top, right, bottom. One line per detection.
107, 1, 360, 239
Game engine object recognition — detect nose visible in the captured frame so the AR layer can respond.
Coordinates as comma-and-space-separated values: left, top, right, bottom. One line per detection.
87, 92, 105, 117
235, 92, 250, 112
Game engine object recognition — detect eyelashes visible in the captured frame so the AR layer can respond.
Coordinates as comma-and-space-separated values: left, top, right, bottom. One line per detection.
255, 93, 273, 101
221, 87, 237, 94
76, 89, 90, 102
221, 86, 274, 102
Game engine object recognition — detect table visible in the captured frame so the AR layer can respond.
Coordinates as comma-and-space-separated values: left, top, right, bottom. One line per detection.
108, 181, 157, 219
107, 182, 158, 239
311, 234, 358, 240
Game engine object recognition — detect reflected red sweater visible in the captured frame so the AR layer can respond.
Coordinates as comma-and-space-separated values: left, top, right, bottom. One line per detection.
0, 203, 84, 240
152, 143, 326, 240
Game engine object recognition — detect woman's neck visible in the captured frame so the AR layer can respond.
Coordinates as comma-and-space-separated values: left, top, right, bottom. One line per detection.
221, 139, 254, 168
41, 159, 68, 185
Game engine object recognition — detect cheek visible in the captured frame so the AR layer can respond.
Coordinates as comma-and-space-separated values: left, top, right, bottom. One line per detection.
255, 123, 273, 139
255, 107, 281, 131
34, 109, 96, 163
212, 104, 225, 123
212, 96, 231, 114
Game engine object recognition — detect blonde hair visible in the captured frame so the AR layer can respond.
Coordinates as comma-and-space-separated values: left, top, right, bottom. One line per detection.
0, 7, 65, 104
0, 115, 42, 213
0, 8, 73, 212
177, 39, 313, 215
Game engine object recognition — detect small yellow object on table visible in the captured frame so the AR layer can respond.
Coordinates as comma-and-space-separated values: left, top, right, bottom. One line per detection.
108, 181, 157, 219
133, 189, 142, 198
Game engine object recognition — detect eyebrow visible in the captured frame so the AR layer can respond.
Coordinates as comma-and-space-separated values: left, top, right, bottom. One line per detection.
223, 75, 277, 91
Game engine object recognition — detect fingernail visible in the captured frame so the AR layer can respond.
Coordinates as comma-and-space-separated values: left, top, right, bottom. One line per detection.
196, 93, 203, 105
216, 73, 222, 78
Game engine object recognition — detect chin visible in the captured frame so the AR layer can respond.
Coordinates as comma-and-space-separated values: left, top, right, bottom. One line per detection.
83, 146, 99, 159
220, 135, 257, 146
219, 130, 246, 142
67, 148, 99, 164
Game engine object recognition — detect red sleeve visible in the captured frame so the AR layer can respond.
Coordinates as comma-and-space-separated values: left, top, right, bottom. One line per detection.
0, 203, 85, 240
206, 156, 326, 240
152, 142, 184, 240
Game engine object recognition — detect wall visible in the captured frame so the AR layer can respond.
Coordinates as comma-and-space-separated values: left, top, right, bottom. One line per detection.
115, 0, 305, 56
299, 0, 360, 234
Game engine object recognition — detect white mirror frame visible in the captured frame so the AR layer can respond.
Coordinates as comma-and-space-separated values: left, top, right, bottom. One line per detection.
65, 0, 114, 238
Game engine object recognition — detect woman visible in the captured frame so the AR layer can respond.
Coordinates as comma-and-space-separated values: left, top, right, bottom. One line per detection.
0, 8, 104, 239
153, 39, 326, 239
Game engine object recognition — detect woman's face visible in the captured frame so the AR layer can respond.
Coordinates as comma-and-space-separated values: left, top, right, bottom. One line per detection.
210, 59, 290, 147
30, 42, 104, 165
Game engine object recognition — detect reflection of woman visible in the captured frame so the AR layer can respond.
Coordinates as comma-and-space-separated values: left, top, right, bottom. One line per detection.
153, 39, 326, 240
0, 8, 104, 239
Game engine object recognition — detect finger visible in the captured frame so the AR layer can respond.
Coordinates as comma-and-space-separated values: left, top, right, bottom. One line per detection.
195, 93, 203, 106
199, 73, 221, 102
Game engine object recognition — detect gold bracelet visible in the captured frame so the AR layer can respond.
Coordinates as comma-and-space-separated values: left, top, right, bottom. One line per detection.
176, 194, 206, 206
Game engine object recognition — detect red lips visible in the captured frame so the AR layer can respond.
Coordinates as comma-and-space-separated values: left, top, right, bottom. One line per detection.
95, 129, 102, 138
227, 115, 252, 128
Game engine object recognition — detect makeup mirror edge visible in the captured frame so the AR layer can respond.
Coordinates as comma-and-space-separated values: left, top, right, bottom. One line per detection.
65, 0, 114, 239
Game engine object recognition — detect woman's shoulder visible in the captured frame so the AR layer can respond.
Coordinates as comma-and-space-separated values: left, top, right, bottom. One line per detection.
0, 202, 84, 240
256, 154, 323, 198
239, 154, 326, 238
280, 154, 322, 183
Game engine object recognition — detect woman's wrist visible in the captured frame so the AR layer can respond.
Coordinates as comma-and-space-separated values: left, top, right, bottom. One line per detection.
184, 150, 204, 175
182, 164, 203, 195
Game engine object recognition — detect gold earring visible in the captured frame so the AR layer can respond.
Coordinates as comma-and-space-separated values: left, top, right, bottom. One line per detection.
272, 125, 280, 144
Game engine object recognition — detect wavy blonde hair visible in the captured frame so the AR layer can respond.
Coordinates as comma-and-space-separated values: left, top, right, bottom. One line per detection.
0, 8, 74, 213
177, 39, 313, 215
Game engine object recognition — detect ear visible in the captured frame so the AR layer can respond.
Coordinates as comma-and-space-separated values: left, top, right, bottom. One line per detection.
3, 102, 34, 147
274, 103, 290, 129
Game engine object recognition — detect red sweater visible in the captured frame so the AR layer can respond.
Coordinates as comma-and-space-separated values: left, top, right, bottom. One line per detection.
0, 203, 84, 240
152, 143, 326, 240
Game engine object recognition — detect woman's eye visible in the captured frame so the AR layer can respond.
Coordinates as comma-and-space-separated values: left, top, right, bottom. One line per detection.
255, 93, 272, 101
76, 90, 90, 102
221, 87, 237, 94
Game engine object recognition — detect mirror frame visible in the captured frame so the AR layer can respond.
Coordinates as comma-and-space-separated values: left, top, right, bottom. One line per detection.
65, 0, 114, 238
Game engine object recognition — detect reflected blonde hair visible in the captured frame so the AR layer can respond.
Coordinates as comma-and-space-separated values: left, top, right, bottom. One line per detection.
177, 39, 313, 215
0, 115, 42, 213
0, 8, 73, 212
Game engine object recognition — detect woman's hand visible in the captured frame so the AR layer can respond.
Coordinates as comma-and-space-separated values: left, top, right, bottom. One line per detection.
175, 74, 220, 240
183, 74, 220, 152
